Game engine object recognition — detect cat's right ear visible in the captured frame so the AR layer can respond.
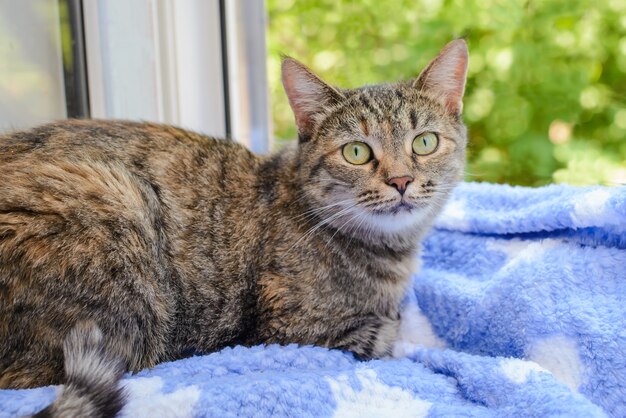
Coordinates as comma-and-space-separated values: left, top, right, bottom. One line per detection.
281, 57, 344, 142
413, 39, 469, 116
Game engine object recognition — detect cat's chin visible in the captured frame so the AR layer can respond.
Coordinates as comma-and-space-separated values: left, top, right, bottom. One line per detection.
350, 205, 430, 236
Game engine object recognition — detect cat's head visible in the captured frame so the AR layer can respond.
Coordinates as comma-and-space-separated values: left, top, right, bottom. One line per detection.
282, 40, 468, 239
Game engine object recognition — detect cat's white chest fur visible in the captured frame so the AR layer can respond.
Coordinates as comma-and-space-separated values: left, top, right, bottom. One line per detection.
358, 207, 432, 234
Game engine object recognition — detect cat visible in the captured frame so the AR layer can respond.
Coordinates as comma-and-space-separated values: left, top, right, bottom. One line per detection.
0, 39, 468, 417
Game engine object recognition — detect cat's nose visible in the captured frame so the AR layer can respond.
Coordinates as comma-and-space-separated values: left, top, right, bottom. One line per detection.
387, 176, 414, 195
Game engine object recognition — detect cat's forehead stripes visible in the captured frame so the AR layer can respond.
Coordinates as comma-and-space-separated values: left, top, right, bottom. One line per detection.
357, 88, 406, 115
355, 91, 384, 120
359, 117, 369, 136
409, 110, 418, 129
344, 87, 436, 131
336, 88, 423, 152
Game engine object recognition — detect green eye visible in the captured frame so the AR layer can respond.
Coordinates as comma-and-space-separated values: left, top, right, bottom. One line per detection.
342, 141, 372, 165
412, 132, 438, 155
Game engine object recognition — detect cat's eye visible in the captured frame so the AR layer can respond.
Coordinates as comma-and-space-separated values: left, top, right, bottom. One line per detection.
412, 132, 439, 155
342, 142, 372, 165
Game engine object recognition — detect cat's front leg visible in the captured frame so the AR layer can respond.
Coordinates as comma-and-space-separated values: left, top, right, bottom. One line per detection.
334, 315, 401, 360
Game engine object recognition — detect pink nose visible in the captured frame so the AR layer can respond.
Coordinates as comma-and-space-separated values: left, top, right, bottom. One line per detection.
387, 176, 414, 195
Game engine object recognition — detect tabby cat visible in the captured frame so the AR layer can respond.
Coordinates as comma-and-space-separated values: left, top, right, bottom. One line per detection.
0, 39, 468, 417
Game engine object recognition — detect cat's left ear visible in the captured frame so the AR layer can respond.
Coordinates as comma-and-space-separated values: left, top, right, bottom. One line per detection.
413, 39, 469, 116
282, 57, 345, 142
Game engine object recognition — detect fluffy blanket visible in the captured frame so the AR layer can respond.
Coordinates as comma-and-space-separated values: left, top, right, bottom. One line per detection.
1, 183, 624, 418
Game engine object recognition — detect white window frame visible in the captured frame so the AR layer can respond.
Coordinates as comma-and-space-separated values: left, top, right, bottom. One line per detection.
224, 0, 271, 153
82, 0, 271, 151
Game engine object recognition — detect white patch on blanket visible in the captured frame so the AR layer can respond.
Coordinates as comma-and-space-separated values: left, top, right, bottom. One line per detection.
326, 369, 432, 418
527, 335, 584, 392
488, 238, 560, 269
486, 238, 529, 259
435, 199, 469, 230
120, 376, 201, 418
500, 358, 548, 384
392, 302, 447, 358
571, 189, 622, 227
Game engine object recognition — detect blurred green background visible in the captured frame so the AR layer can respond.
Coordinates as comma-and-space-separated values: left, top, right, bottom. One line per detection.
266, 0, 626, 186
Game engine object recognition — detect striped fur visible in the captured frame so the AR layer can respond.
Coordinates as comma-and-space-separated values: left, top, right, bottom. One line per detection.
32, 323, 125, 418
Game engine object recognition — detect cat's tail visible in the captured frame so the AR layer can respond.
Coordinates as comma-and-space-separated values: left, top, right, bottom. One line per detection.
32, 321, 126, 418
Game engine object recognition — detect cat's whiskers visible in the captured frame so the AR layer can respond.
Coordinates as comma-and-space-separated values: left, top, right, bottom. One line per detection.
358, 210, 381, 243
291, 208, 347, 228
303, 190, 419, 248
432, 188, 458, 194
288, 179, 350, 208
344, 210, 370, 249
287, 201, 360, 253
363, 198, 397, 210
423, 191, 452, 220
462, 169, 481, 178
288, 185, 458, 242
325, 208, 364, 247
288, 208, 353, 254
290, 198, 356, 223
432, 187, 457, 198
422, 185, 457, 193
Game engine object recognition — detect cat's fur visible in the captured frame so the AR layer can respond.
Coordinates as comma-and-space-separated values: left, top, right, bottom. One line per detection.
0, 40, 468, 417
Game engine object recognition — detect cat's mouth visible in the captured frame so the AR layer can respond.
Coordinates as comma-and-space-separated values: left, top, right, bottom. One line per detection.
389, 201, 415, 214
370, 200, 421, 215
345, 197, 432, 234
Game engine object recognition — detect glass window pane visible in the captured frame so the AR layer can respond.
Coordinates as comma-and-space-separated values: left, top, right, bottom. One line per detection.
0, 0, 66, 133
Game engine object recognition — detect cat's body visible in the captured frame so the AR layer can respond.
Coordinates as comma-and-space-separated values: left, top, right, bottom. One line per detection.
0, 119, 417, 383
0, 40, 468, 417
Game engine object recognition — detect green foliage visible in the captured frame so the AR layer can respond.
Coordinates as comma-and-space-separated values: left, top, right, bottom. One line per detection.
267, 0, 626, 186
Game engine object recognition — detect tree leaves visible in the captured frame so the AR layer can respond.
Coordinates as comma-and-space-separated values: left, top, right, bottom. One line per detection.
267, 0, 626, 185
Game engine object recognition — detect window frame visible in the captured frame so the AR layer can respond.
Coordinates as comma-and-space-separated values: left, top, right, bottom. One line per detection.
60, 0, 90, 119
81, 0, 271, 149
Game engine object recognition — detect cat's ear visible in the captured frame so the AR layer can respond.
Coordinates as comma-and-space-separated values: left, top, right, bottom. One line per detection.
281, 57, 344, 142
413, 39, 469, 115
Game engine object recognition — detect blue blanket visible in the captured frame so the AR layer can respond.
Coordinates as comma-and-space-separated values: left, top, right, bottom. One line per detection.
1, 183, 624, 418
